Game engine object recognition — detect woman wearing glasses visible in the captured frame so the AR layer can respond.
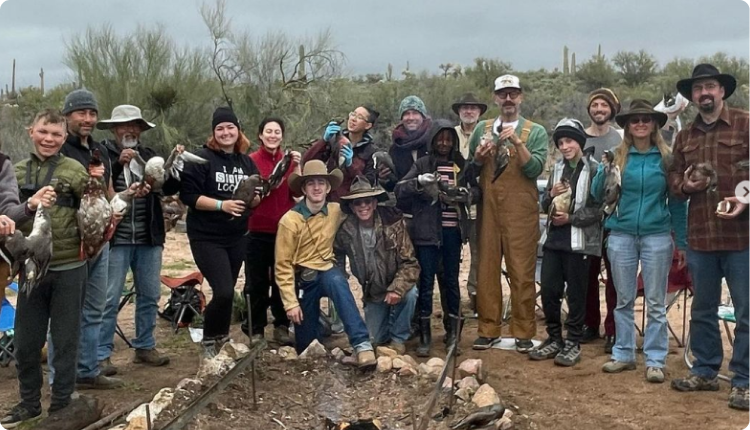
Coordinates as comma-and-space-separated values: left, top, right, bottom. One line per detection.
591, 100, 687, 383
302, 106, 380, 201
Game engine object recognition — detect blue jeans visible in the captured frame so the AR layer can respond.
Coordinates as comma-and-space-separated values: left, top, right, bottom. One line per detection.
687, 248, 749, 388
415, 227, 462, 318
607, 232, 672, 367
294, 267, 372, 354
363, 287, 418, 345
98, 245, 164, 360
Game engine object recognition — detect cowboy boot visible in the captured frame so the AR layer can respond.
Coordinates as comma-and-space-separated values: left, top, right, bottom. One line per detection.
416, 317, 432, 357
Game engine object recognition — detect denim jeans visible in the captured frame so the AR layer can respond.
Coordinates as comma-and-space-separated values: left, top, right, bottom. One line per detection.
294, 266, 372, 354
98, 245, 164, 360
363, 287, 418, 345
687, 248, 749, 388
415, 227, 462, 318
607, 232, 672, 367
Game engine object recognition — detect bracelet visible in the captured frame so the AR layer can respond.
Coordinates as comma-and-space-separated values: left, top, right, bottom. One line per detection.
216, 200, 222, 211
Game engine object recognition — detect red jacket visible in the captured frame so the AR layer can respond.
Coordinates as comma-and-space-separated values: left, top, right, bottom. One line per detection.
248, 148, 296, 234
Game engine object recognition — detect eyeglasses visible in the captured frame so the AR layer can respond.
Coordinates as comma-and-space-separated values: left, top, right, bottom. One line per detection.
692, 82, 719, 93
348, 112, 370, 122
628, 116, 653, 125
496, 91, 521, 100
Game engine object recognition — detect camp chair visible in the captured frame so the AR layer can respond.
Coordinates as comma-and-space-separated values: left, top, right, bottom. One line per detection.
0, 282, 18, 367
114, 285, 137, 348
159, 271, 206, 334
683, 297, 735, 383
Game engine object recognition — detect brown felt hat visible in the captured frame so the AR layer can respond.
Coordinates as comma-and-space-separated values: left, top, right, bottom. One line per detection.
451, 93, 488, 116
615, 99, 668, 129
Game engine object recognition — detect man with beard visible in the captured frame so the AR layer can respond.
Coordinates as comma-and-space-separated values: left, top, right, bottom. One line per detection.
581, 88, 622, 353
669, 64, 749, 411
97, 105, 177, 378
451, 94, 487, 315
468, 75, 549, 353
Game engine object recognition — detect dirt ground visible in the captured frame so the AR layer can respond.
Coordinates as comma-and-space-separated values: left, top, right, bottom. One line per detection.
1, 231, 747, 430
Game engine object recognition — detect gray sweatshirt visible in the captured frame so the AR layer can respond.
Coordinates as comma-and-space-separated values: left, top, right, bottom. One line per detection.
0, 157, 33, 224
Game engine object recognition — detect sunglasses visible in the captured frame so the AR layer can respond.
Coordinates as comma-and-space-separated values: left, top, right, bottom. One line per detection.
628, 116, 653, 125
351, 198, 375, 207
497, 91, 521, 100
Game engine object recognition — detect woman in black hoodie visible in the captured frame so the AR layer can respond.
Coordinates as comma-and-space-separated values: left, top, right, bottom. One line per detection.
394, 120, 478, 356
180, 107, 260, 357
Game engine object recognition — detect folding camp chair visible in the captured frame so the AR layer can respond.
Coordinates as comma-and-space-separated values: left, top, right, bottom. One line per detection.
159, 272, 206, 334
0, 282, 18, 367
114, 285, 137, 348
683, 298, 735, 383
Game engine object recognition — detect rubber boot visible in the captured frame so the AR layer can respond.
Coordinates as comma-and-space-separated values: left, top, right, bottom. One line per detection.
416, 317, 432, 357
445, 314, 464, 356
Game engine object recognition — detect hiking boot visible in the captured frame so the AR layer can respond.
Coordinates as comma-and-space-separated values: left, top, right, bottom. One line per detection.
416, 317, 432, 357
76, 374, 125, 390
134, 348, 170, 367
357, 350, 377, 369
201, 340, 219, 360
515, 339, 534, 353
249, 334, 264, 346
729, 386, 750, 411
602, 360, 636, 373
554, 341, 581, 367
387, 341, 406, 355
646, 367, 665, 383
273, 326, 293, 346
604, 335, 615, 354
473, 336, 499, 350
98, 358, 118, 377
670, 374, 720, 392
579, 325, 600, 344
528, 338, 563, 361
1, 403, 42, 429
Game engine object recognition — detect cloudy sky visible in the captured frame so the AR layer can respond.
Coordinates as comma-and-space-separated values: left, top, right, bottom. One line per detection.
0, 0, 748, 90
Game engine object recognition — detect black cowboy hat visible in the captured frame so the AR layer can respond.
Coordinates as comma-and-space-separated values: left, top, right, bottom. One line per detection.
676, 63, 737, 100
615, 99, 668, 129
451, 93, 488, 116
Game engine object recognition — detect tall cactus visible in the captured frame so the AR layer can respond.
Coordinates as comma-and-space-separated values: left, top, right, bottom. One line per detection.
571, 52, 576, 76
563, 46, 569, 75
298, 44, 306, 81
597, 44, 603, 60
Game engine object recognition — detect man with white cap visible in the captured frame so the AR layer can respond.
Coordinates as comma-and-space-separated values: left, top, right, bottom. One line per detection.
96, 105, 179, 376
468, 75, 549, 353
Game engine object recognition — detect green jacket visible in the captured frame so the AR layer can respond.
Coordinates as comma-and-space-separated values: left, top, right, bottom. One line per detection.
467, 117, 548, 179
15, 153, 89, 266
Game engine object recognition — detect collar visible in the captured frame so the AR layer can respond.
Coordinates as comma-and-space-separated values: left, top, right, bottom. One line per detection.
65, 133, 96, 150
257, 146, 283, 163
343, 130, 373, 148
627, 145, 660, 155
29, 152, 63, 164
293, 200, 329, 220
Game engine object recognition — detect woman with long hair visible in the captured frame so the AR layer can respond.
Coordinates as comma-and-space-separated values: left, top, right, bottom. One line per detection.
242, 118, 301, 345
592, 99, 687, 383
180, 107, 261, 357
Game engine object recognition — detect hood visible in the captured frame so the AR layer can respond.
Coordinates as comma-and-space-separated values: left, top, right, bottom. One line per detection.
428, 119, 461, 162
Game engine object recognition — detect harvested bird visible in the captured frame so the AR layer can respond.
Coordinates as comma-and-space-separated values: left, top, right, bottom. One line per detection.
161, 196, 186, 231
450, 404, 505, 430
267, 149, 293, 190
110, 186, 138, 224
603, 151, 621, 216
654, 92, 688, 132
492, 122, 509, 183
421, 171, 442, 205
438, 181, 470, 204
233, 174, 263, 208
133, 146, 208, 193
689, 162, 718, 193
372, 151, 398, 186
324, 119, 347, 171
0, 207, 53, 297
551, 177, 572, 215
78, 149, 115, 260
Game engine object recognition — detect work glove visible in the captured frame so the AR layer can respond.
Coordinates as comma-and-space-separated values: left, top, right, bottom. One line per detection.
323, 121, 341, 141
417, 173, 437, 186
340, 144, 353, 168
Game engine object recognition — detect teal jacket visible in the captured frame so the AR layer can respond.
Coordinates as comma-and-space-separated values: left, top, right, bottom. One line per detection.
591, 146, 687, 250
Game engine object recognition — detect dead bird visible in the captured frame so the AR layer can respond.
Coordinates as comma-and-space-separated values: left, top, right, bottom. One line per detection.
78, 150, 115, 260
324, 119, 346, 171
110, 186, 139, 222
603, 150, 621, 216
450, 404, 505, 430
551, 177, 572, 215
133, 145, 208, 192
372, 151, 398, 185
161, 196, 186, 231
233, 174, 263, 208
0, 207, 53, 297
689, 162, 718, 193
267, 149, 293, 190
421, 171, 442, 205
492, 122, 509, 183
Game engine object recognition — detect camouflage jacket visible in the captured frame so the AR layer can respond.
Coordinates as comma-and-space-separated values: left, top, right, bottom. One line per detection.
335, 207, 419, 303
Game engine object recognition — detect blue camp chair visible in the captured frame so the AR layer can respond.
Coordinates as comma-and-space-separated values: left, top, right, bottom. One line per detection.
0, 282, 18, 367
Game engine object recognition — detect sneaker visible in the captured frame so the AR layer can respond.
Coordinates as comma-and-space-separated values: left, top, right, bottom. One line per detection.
554, 341, 581, 367
729, 386, 750, 411
134, 348, 170, 367
357, 350, 377, 369
604, 335, 615, 354
472, 336, 499, 350
387, 341, 406, 355
0, 403, 42, 429
528, 338, 563, 361
670, 374, 720, 392
515, 339, 534, 353
76, 374, 125, 390
646, 367, 665, 383
602, 360, 636, 373
579, 325, 600, 344
98, 358, 118, 377
273, 326, 293, 346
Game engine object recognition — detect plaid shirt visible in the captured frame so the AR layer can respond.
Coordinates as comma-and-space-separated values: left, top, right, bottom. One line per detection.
668, 106, 749, 251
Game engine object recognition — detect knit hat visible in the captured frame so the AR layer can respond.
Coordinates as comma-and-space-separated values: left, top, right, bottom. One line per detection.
587, 88, 621, 120
398, 96, 428, 119
62, 89, 98, 115
552, 118, 591, 148
212, 107, 239, 130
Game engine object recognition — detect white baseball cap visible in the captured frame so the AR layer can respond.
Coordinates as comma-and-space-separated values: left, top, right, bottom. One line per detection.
494, 74, 522, 92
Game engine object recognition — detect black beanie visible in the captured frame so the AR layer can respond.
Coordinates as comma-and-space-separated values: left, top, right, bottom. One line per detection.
212, 107, 239, 130
552, 118, 589, 148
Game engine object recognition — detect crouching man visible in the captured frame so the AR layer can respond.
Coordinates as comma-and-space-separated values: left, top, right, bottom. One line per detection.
275, 160, 376, 368
335, 176, 419, 355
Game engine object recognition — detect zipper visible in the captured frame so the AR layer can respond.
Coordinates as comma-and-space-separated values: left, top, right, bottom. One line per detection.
636, 157, 644, 237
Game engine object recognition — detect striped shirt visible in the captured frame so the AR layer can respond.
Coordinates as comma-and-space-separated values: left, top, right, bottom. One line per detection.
437, 161, 458, 228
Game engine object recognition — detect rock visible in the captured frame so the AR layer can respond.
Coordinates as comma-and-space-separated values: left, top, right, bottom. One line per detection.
331, 347, 346, 361
35, 394, 103, 430
418, 363, 442, 380
398, 365, 418, 377
472, 384, 500, 408
442, 377, 453, 392
495, 416, 513, 430
457, 376, 480, 392
401, 355, 418, 368
278, 346, 298, 361
299, 340, 327, 359
197, 352, 235, 379
107, 426, 127, 430
392, 356, 408, 369
426, 357, 445, 368
149, 388, 175, 417
376, 356, 393, 373
458, 358, 486, 383
176, 378, 202, 393
503, 409, 514, 419
376, 346, 399, 357
220, 341, 250, 360
455, 387, 473, 402
125, 388, 175, 430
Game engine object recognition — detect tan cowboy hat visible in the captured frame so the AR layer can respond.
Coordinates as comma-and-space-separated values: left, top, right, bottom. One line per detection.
96, 105, 155, 130
288, 160, 343, 195
615, 99, 668, 129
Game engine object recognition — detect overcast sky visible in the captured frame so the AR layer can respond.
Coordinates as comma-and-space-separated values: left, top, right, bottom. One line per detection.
0, 0, 748, 90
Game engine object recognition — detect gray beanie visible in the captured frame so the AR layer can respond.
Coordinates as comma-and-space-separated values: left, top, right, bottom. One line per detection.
398, 95, 428, 119
62, 89, 99, 115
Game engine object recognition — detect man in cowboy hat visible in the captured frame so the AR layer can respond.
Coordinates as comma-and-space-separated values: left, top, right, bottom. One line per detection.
468, 74, 549, 353
334, 176, 419, 354
96, 105, 179, 377
581, 87, 622, 352
668, 63, 749, 411
275, 160, 376, 368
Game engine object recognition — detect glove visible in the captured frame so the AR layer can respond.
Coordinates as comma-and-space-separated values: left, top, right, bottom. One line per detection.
340, 144, 353, 167
417, 173, 437, 186
323, 121, 341, 141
